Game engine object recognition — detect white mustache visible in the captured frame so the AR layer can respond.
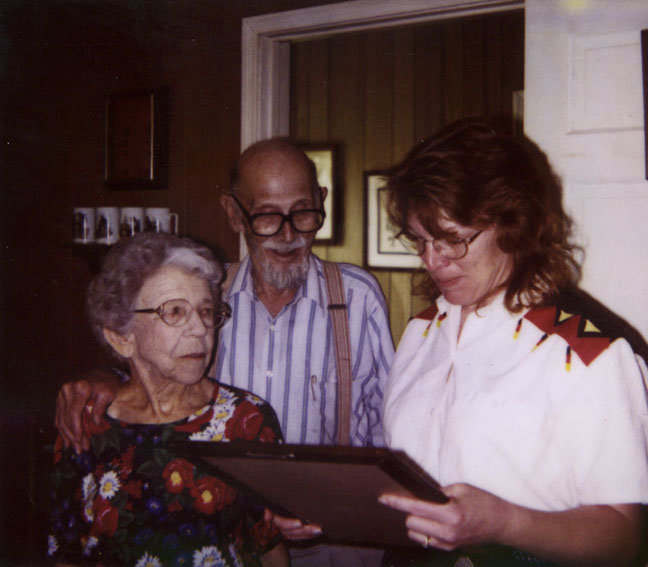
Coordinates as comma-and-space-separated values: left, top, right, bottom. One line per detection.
262, 235, 307, 253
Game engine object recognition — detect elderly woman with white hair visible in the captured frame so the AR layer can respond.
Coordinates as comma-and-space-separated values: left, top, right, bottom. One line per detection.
48, 232, 288, 567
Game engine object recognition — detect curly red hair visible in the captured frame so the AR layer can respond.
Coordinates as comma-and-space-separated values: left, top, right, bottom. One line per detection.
386, 117, 581, 312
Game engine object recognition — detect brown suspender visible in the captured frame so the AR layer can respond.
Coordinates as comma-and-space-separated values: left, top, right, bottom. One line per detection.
224, 260, 353, 445
322, 260, 352, 446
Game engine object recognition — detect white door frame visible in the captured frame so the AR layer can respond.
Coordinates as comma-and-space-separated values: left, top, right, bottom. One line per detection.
241, 0, 525, 150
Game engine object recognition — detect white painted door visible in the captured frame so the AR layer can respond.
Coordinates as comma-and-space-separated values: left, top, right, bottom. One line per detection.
525, 0, 648, 339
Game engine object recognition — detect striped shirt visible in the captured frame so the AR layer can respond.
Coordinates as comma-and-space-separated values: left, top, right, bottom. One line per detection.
212, 254, 394, 446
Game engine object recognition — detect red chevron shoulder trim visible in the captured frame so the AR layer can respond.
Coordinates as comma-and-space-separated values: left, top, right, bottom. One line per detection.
414, 304, 439, 321
524, 305, 611, 366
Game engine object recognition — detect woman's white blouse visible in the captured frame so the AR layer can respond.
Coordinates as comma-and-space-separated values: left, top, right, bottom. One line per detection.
383, 294, 648, 511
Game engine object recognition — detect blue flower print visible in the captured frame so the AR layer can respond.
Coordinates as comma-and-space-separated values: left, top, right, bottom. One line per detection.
162, 533, 180, 550
178, 522, 198, 539
134, 528, 154, 546
145, 496, 164, 516
173, 550, 193, 566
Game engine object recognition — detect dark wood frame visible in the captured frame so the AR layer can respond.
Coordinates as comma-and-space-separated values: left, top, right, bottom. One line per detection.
642, 30, 648, 180
299, 143, 340, 244
363, 170, 421, 271
178, 440, 447, 547
104, 88, 169, 189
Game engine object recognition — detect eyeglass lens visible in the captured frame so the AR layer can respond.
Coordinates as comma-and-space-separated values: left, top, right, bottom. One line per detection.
399, 235, 475, 260
230, 192, 324, 237
158, 299, 215, 327
135, 299, 231, 328
251, 210, 324, 236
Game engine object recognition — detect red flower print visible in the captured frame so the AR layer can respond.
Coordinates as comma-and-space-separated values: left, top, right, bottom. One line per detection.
174, 408, 214, 433
224, 401, 264, 441
91, 496, 119, 536
53, 436, 63, 464
258, 426, 276, 443
190, 476, 236, 515
162, 459, 195, 494
123, 479, 143, 499
119, 445, 136, 475
168, 499, 183, 512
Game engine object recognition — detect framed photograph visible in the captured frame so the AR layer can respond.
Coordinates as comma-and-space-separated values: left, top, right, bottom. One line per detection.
364, 171, 421, 270
104, 88, 169, 189
300, 144, 338, 243
642, 29, 648, 179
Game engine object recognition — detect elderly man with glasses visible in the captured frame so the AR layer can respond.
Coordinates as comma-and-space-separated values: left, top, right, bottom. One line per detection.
216, 139, 394, 566
56, 138, 394, 567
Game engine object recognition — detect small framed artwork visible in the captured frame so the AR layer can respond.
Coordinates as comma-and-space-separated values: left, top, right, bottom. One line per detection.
300, 144, 338, 243
364, 171, 421, 270
104, 88, 169, 189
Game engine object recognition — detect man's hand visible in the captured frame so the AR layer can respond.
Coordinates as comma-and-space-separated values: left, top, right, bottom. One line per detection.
55, 369, 119, 454
265, 509, 323, 541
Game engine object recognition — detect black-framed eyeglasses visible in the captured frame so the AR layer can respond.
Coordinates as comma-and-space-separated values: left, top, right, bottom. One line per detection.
133, 298, 232, 329
229, 192, 325, 237
399, 230, 483, 260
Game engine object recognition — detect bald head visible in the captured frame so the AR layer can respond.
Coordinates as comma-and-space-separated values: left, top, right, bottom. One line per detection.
232, 138, 319, 199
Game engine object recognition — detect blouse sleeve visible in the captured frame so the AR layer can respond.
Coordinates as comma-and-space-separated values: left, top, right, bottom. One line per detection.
552, 338, 648, 505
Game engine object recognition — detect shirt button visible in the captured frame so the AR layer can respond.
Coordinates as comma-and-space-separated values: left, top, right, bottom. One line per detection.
269, 324, 276, 331
266, 370, 273, 378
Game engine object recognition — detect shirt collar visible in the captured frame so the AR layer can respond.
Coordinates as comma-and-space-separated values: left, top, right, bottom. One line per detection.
225, 254, 328, 311
436, 289, 520, 322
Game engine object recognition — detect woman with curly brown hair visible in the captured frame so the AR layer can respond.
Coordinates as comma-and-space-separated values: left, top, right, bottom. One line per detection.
379, 118, 648, 567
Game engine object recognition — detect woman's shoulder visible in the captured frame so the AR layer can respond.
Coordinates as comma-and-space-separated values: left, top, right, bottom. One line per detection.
182, 380, 282, 443
525, 288, 648, 366
212, 380, 270, 407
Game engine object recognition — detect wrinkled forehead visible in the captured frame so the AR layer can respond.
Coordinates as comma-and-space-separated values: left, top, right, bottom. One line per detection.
238, 151, 317, 206
136, 265, 212, 307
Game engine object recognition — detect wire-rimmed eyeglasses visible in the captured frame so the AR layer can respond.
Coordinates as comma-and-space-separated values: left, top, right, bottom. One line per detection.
398, 230, 483, 260
133, 299, 232, 329
229, 192, 325, 237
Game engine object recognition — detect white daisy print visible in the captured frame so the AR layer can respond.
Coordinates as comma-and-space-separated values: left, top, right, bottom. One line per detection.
82, 536, 98, 556
229, 543, 243, 567
47, 534, 58, 556
82, 473, 98, 522
193, 545, 226, 567
134, 552, 162, 567
98, 470, 120, 500
82, 473, 97, 500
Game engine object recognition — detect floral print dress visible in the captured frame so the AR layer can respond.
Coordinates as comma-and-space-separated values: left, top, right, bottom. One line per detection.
48, 380, 284, 567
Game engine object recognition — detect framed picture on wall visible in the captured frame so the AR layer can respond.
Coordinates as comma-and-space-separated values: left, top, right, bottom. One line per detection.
104, 88, 169, 189
364, 171, 421, 270
300, 144, 338, 243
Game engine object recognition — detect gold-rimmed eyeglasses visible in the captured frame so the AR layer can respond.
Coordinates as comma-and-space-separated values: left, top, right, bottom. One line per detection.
399, 230, 483, 260
133, 299, 232, 329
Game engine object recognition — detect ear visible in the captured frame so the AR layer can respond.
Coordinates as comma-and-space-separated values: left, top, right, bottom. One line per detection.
220, 194, 244, 234
102, 327, 135, 359
319, 186, 328, 206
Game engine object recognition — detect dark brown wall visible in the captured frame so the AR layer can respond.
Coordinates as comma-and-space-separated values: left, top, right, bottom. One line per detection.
0, 1, 334, 563
291, 11, 525, 342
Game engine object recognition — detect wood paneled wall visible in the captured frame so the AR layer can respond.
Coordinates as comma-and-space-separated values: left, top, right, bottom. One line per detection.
290, 11, 524, 344
0, 1, 334, 563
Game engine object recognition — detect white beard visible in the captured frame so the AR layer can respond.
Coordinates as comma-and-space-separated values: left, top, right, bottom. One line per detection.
252, 235, 310, 291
